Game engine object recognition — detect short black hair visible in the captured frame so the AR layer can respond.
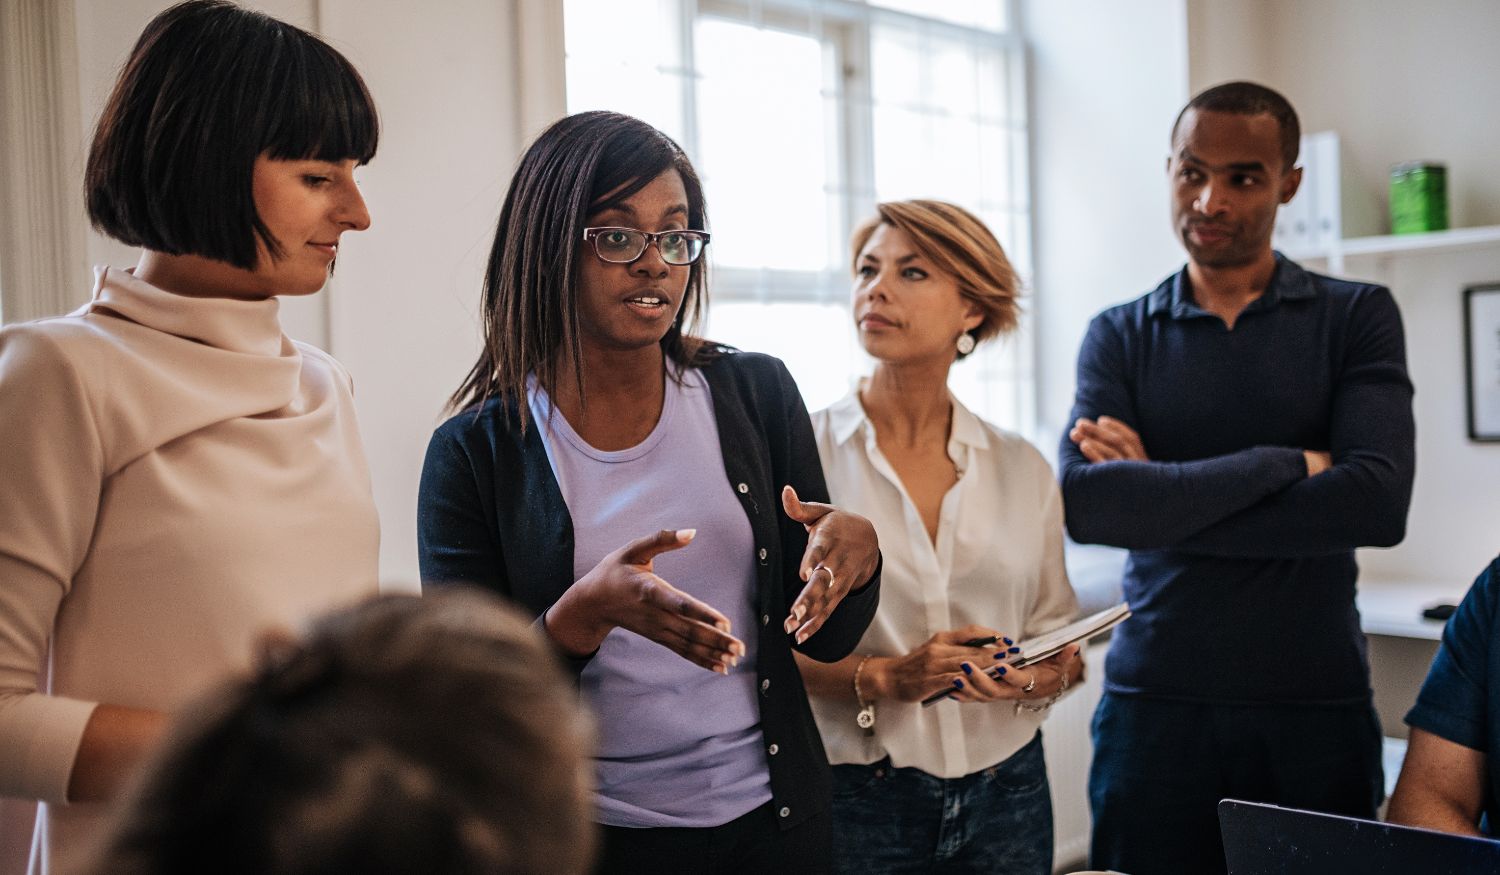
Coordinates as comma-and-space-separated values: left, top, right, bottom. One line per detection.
448, 111, 714, 422
86, 0, 379, 270
1171, 81, 1300, 170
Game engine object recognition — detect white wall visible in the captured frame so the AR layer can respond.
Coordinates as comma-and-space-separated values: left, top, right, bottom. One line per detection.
1188, 0, 1500, 584
319, 0, 566, 588
1023, 0, 1191, 441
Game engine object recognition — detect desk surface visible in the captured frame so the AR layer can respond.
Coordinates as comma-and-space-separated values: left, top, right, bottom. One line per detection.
1357, 578, 1466, 641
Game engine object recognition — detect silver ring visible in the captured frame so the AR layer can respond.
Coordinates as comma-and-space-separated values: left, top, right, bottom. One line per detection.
816, 565, 835, 588
1022, 673, 1037, 694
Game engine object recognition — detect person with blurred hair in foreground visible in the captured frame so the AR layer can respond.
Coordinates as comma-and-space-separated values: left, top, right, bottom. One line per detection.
90, 589, 596, 875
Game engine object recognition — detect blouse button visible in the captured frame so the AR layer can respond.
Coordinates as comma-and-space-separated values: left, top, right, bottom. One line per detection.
737, 482, 750, 494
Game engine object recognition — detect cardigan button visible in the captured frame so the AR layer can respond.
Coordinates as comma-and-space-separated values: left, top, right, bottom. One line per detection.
768, 743, 779, 755
758, 547, 768, 562
760, 678, 771, 694
761, 613, 770, 626
779, 806, 791, 818
737, 482, 750, 494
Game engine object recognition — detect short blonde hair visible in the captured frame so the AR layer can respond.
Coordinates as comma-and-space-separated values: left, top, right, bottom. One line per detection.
850, 200, 1020, 355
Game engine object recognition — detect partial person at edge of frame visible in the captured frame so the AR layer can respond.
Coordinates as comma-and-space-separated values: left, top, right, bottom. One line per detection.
88, 589, 596, 875
796, 199, 1081, 875
1060, 81, 1415, 875
1387, 553, 1500, 840
0, 2, 382, 872
417, 110, 883, 874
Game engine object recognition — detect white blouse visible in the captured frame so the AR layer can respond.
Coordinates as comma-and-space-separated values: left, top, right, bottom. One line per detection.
808, 388, 1077, 778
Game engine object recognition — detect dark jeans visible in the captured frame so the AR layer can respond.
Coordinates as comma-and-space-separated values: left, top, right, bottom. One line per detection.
1089, 693, 1385, 875
829, 731, 1053, 875
595, 801, 831, 875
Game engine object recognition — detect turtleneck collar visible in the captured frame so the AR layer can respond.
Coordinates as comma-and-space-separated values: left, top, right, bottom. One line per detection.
84, 266, 287, 357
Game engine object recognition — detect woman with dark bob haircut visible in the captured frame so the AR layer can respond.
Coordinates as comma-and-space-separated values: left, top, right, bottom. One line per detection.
90, 590, 597, 875
419, 110, 883, 873
0, 2, 380, 870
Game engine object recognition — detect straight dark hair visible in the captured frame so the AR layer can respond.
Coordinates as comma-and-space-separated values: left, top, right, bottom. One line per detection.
86, 0, 379, 270
447, 111, 715, 424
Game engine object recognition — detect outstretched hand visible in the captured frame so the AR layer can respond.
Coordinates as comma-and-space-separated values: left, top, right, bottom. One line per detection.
781, 485, 880, 645
547, 528, 745, 674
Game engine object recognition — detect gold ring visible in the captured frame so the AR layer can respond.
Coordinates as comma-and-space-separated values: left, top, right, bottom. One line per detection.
1022, 673, 1037, 693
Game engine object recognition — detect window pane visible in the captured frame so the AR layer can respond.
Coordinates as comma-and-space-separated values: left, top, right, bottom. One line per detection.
694, 18, 832, 271
867, 0, 1008, 33
564, 0, 685, 138
706, 302, 863, 412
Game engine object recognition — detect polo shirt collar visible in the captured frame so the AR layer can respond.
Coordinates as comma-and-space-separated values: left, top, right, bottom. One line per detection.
1147, 251, 1314, 320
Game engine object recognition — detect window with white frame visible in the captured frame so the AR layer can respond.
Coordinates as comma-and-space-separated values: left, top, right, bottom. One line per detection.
564, 0, 1033, 435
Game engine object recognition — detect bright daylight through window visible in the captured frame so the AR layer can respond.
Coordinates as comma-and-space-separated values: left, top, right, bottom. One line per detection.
564, 0, 1033, 434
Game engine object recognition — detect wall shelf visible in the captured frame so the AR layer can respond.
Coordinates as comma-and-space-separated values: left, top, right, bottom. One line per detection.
1288, 224, 1500, 273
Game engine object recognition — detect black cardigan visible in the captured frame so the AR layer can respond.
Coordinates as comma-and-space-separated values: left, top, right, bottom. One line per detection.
417, 348, 881, 831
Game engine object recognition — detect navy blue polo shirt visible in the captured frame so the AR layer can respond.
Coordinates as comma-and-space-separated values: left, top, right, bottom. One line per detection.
1406, 556, 1500, 835
1059, 253, 1415, 705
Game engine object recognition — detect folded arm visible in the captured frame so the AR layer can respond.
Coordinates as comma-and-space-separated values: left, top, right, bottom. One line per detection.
1172, 292, 1414, 557
1058, 315, 1309, 549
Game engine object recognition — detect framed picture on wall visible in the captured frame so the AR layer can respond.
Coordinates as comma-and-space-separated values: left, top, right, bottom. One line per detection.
1465, 284, 1500, 442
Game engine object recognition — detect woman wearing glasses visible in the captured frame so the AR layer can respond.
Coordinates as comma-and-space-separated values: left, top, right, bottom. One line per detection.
418, 111, 881, 874
795, 201, 1081, 874
0, 3, 379, 871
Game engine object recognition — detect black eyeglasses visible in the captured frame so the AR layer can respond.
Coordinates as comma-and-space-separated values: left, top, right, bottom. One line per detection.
581, 227, 711, 266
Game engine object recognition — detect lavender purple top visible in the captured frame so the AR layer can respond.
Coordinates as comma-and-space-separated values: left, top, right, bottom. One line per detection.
528, 368, 770, 828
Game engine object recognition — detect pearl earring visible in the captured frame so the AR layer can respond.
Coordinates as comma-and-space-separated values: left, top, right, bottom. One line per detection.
956, 332, 976, 355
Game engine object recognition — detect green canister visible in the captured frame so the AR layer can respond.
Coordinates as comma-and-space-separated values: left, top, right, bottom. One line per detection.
1390, 162, 1448, 234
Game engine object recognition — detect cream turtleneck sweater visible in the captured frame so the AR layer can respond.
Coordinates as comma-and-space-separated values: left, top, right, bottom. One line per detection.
0, 267, 380, 873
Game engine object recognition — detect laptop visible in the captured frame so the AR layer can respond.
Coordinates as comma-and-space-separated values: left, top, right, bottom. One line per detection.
1218, 799, 1500, 874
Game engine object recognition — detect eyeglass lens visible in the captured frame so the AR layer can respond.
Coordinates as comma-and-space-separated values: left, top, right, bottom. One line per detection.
593, 229, 704, 265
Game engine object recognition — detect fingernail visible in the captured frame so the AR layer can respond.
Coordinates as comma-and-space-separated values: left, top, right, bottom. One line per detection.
796, 630, 809, 644
1007, 646, 1020, 654
677, 528, 697, 540
961, 663, 973, 676
1002, 637, 1013, 645
952, 678, 965, 689
996, 665, 1008, 675
784, 617, 797, 634
994, 653, 1007, 660
794, 605, 806, 622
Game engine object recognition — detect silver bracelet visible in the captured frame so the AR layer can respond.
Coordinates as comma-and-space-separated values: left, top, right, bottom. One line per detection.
853, 655, 876, 734
1014, 665, 1071, 715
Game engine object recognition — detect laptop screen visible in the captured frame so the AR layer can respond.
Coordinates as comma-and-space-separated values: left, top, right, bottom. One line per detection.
1218, 799, 1500, 874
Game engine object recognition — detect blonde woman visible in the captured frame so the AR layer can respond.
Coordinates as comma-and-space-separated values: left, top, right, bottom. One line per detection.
796, 200, 1080, 874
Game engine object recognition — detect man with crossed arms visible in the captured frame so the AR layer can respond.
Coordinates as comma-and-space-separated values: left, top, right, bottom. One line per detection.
1059, 81, 1416, 875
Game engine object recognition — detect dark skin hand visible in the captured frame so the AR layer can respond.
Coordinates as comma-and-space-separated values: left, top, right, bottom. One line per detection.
545, 528, 746, 674
780, 485, 881, 644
